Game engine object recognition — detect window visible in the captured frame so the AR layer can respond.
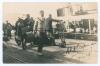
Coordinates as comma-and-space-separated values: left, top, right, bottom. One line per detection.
57, 8, 65, 17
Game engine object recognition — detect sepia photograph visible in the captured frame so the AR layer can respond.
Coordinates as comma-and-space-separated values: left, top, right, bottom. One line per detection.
3, 2, 98, 64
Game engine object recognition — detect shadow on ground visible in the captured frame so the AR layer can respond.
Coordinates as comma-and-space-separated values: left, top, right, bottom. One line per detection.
3, 43, 85, 64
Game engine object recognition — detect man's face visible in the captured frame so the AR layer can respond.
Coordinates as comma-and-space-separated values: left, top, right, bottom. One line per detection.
40, 11, 44, 17
26, 14, 30, 18
6, 21, 8, 24
49, 14, 52, 18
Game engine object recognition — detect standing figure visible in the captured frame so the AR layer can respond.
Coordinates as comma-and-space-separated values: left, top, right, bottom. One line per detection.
45, 14, 61, 45
59, 21, 66, 48
23, 14, 35, 43
24, 14, 34, 32
15, 17, 24, 46
37, 10, 46, 55
4, 21, 12, 39
24, 14, 35, 32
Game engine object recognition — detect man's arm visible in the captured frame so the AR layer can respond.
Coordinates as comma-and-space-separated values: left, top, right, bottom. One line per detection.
52, 19, 61, 22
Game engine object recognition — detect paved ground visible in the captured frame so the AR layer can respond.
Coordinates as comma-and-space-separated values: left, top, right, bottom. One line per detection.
3, 36, 98, 64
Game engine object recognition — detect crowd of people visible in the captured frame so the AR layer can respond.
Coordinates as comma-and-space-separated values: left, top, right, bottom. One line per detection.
3, 10, 97, 55
3, 10, 66, 55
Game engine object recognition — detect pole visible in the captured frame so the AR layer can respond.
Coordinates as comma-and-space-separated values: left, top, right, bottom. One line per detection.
89, 19, 91, 34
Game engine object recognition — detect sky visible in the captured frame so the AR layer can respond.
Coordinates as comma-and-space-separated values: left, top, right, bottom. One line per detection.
3, 2, 97, 25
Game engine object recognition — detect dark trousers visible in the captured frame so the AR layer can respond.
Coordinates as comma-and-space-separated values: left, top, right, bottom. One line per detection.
38, 43, 43, 52
37, 31, 46, 52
